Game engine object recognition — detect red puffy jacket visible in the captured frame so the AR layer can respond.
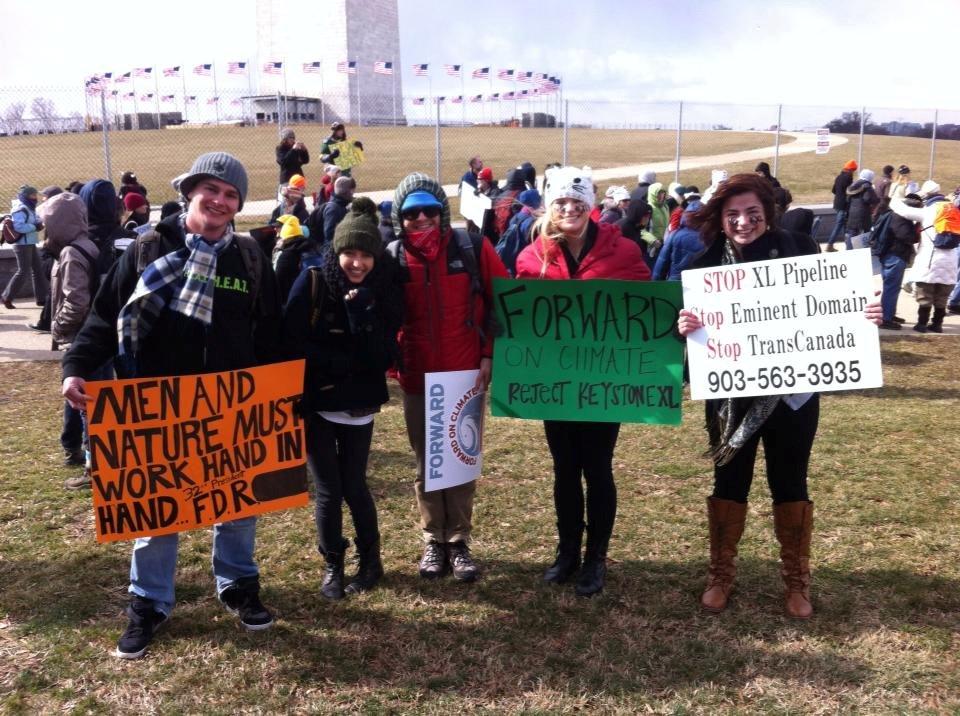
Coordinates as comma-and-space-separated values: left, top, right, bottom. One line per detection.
396, 230, 508, 393
514, 220, 651, 281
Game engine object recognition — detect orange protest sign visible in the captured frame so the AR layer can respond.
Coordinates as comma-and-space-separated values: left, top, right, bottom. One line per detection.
85, 360, 309, 543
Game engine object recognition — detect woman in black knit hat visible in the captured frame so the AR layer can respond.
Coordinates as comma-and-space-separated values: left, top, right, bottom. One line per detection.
281, 197, 404, 600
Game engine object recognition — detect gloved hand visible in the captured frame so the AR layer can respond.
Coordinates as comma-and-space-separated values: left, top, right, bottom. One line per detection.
353, 140, 363, 150
329, 148, 340, 160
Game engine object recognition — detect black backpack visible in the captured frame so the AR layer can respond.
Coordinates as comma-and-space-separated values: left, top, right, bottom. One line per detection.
868, 211, 894, 257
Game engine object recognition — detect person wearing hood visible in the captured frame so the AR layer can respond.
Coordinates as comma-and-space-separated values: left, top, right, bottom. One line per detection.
677, 173, 883, 620
617, 199, 657, 265
2, 185, 48, 310
118, 171, 148, 201
515, 167, 649, 598
653, 199, 704, 281
61, 152, 282, 659
320, 122, 362, 177
389, 173, 508, 583
646, 181, 671, 246
844, 169, 879, 249
825, 160, 858, 251
282, 197, 403, 600
272, 214, 320, 304
754, 161, 781, 189
79, 179, 136, 271
322, 176, 356, 243
276, 128, 310, 184
890, 180, 958, 333
701, 169, 729, 205
270, 174, 310, 226
629, 169, 656, 211
599, 186, 630, 224
38, 192, 99, 472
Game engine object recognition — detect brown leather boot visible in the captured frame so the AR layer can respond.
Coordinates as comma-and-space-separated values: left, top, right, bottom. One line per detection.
773, 501, 814, 619
701, 497, 748, 613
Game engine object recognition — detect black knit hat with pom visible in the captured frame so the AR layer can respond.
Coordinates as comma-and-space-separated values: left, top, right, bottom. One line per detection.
332, 196, 383, 257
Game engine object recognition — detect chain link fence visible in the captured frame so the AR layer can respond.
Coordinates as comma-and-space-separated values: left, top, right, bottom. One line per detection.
2, 85, 958, 217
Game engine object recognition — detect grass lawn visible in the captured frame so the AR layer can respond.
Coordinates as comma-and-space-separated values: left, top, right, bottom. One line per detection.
1, 334, 958, 713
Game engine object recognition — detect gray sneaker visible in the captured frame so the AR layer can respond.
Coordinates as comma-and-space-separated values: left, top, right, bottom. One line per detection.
64, 467, 92, 490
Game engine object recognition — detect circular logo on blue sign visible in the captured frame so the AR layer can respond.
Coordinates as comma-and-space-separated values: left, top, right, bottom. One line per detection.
456, 393, 484, 458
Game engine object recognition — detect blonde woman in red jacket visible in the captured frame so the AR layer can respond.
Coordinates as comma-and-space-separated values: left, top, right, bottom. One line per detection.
515, 167, 650, 596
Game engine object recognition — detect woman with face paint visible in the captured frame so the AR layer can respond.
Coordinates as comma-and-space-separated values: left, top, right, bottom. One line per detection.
515, 166, 651, 597
677, 174, 882, 619
281, 197, 403, 600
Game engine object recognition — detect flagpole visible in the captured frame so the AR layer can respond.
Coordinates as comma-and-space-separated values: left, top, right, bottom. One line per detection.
283, 61, 289, 127
153, 69, 161, 128
460, 70, 465, 127
513, 75, 518, 123
181, 70, 188, 123
320, 62, 326, 127
355, 57, 361, 127
392, 57, 397, 127
213, 63, 220, 124
132, 73, 140, 130
247, 60, 254, 124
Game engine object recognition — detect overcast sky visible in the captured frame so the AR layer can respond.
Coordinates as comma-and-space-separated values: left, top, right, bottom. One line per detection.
1, 0, 956, 119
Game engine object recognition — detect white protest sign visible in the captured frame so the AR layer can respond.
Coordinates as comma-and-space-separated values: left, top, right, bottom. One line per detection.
423, 369, 484, 492
458, 182, 492, 226
682, 249, 882, 400
816, 128, 830, 155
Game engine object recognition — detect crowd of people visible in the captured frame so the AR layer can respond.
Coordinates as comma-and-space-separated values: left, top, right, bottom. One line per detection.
6, 131, 956, 661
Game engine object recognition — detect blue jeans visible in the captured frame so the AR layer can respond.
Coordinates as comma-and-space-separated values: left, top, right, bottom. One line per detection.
128, 516, 259, 615
880, 254, 907, 321
948, 254, 960, 306
61, 402, 83, 452
826, 209, 847, 248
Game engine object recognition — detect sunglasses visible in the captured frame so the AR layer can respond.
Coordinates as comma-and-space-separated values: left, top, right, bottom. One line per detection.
401, 205, 441, 221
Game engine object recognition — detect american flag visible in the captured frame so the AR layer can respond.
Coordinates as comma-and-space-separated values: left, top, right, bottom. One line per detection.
133, 67, 152, 77
207, 96, 220, 105
163, 66, 181, 77
110, 90, 119, 97
302, 61, 322, 74
84, 82, 101, 96
139, 93, 153, 101
444, 64, 461, 77
412, 63, 429, 76
520, 89, 529, 96
373, 61, 393, 75
115, 72, 131, 83
533, 72, 547, 84
503, 91, 515, 100
227, 61, 247, 75
101, 72, 113, 81
263, 61, 283, 75
194, 64, 212, 76
122, 91, 134, 99
488, 93, 500, 101
470, 94, 483, 103
517, 71, 534, 83
185, 95, 197, 103
497, 68, 514, 80
412, 97, 425, 105
336, 60, 356, 74
451, 95, 463, 104
472, 67, 490, 79
161, 94, 175, 103
230, 99, 242, 106
435, 96, 445, 104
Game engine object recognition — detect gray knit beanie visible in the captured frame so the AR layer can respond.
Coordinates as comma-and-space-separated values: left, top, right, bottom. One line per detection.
178, 152, 249, 209
333, 197, 383, 257
334, 176, 356, 198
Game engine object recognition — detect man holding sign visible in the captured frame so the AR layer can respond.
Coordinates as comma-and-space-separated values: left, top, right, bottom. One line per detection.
62, 152, 283, 658
677, 174, 882, 619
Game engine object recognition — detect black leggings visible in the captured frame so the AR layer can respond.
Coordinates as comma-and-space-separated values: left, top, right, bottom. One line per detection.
306, 415, 379, 555
711, 395, 819, 504
543, 420, 620, 553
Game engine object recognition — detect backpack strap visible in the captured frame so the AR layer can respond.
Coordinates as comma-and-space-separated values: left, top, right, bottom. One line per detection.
307, 267, 326, 328
134, 229, 164, 273
233, 233, 264, 316
450, 228, 500, 340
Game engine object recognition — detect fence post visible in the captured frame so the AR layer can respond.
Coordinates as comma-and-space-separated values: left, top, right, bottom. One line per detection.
674, 100, 683, 182
562, 100, 569, 165
435, 100, 441, 182
928, 108, 938, 179
773, 104, 783, 177
857, 106, 865, 169
99, 91, 113, 182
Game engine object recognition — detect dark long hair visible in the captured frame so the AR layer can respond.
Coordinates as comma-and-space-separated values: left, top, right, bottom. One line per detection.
687, 173, 776, 246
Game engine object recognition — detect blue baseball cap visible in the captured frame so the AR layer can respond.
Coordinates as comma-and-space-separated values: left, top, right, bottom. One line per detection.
401, 191, 442, 211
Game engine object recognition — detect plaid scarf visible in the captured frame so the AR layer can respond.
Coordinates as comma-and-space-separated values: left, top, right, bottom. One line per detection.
117, 227, 233, 371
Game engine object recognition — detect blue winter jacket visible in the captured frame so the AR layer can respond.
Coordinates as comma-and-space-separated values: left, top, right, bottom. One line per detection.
653, 202, 704, 281
10, 200, 39, 245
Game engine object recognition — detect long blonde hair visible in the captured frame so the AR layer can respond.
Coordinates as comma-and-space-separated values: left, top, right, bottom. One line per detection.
531, 201, 590, 277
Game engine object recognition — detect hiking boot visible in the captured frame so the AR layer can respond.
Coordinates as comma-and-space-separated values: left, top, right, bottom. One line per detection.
927, 307, 946, 333
64, 467, 92, 490
448, 540, 480, 582
320, 551, 346, 600
115, 596, 168, 659
418, 539, 449, 579
824, 245, 837, 253
63, 447, 85, 467
345, 539, 384, 595
219, 576, 274, 630
879, 320, 901, 330
2, 298, 14, 310
914, 306, 931, 333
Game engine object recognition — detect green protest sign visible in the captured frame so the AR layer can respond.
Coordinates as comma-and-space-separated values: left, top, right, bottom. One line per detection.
491, 278, 684, 424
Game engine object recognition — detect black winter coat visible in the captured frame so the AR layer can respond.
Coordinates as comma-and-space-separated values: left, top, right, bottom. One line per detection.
845, 180, 879, 235
832, 170, 854, 211
276, 145, 310, 183
281, 247, 404, 413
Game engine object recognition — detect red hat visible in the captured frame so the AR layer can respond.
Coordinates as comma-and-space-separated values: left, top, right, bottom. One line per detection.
123, 192, 147, 211
843, 160, 858, 171
477, 167, 493, 181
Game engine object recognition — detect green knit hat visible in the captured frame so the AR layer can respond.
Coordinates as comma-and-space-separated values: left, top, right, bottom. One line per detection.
332, 196, 382, 257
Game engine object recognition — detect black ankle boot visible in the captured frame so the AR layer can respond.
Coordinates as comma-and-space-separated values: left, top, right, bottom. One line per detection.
914, 306, 931, 333
345, 539, 384, 595
544, 540, 582, 584
575, 555, 607, 597
928, 307, 946, 333
320, 551, 346, 600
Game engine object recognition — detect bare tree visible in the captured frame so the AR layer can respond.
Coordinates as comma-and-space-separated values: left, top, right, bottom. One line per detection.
31, 97, 58, 133
3, 102, 26, 135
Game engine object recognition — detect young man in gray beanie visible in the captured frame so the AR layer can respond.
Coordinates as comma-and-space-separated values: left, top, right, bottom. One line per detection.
321, 175, 356, 243
61, 151, 282, 659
